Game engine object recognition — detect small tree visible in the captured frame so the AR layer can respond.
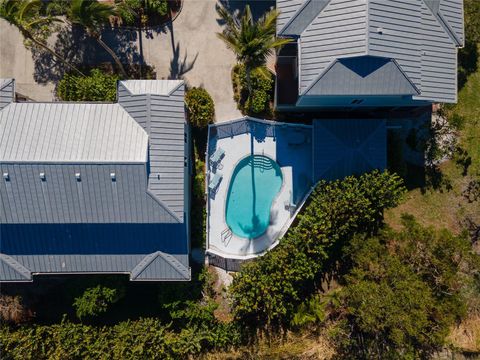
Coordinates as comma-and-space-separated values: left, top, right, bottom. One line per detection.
57, 69, 119, 101
67, 0, 128, 78
216, 4, 290, 94
73, 285, 120, 320
185, 87, 215, 128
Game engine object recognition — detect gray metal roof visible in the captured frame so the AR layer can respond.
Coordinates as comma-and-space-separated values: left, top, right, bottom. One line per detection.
120, 80, 184, 96
278, 0, 464, 103
0, 253, 190, 282
305, 56, 419, 96
313, 119, 386, 181
118, 81, 187, 220
0, 80, 190, 282
0, 163, 178, 224
0, 103, 148, 162
0, 78, 14, 110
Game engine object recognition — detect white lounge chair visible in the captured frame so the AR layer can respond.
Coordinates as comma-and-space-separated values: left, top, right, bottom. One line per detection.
208, 172, 223, 193
210, 147, 225, 166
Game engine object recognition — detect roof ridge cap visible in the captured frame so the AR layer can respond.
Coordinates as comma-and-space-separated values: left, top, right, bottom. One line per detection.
0, 254, 31, 280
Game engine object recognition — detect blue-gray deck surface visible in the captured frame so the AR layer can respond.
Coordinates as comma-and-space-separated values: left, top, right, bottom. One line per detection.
313, 119, 386, 182
0, 80, 190, 282
209, 118, 313, 206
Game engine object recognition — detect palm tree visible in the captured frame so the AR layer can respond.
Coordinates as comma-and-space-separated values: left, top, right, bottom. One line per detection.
216, 4, 291, 93
67, 0, 128, 78
0, 0, 85, 76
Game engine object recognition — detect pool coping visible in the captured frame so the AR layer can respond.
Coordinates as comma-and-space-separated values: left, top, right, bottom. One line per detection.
205, 116, 314, 261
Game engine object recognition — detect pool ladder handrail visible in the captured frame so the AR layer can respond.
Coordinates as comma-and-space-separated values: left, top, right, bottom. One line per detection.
221, 227, 233, 246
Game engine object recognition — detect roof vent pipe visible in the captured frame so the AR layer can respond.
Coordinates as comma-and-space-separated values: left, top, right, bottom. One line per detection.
110, 172, 116, 181
39, 173, 46, 181
75, 173, 81, 181
377, 27, 383, 34
3, 172, 9, 181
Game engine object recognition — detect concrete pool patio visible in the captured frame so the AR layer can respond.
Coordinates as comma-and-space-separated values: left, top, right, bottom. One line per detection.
206, 118, 313, 262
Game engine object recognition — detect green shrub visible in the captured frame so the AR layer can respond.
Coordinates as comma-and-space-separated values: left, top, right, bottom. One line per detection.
229, 171, 406, 326
0, 314, 241, 359
57, 69, 119, 102
185, 87, 215, 128
146, 0, 168, 17
73, 285, 121, 320
232, 64, 273, 115
335, 216, 479, 358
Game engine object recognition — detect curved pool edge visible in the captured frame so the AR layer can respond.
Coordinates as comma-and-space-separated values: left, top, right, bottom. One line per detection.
224, 154, 284, 240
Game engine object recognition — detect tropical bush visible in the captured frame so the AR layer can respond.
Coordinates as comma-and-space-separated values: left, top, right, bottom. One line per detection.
73, 285, 123, 320
333, 215, 480, 358
57, 69, 119, 101
229, 170, 406, 326
116, 0, 169, 27
0, 315, 240, 359
217, 4, 289, 115
232, 64, 273, 115
185, 87, 215, 127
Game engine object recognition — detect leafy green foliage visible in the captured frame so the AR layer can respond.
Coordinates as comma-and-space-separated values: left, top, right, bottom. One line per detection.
217, 4, 289, 115
335, 217, 480, 359
232, 64, 273, 115
73, 285, 122, 320
116, 0, 168, 26
0, 315, 239, 359
216, 4, 290, 74
230, 171, 406, 326
57, 69, 119, 101
146, 0, 167, 17
185, 87, 215, 127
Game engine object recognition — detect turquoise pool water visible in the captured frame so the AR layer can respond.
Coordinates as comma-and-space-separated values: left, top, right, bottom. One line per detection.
225, 155, 283, 239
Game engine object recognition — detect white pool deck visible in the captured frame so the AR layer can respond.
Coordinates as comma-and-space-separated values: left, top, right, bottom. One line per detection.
206, 118, 313, 260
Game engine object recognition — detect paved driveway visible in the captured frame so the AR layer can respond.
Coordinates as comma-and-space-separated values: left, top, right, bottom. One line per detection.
142, 0, 243, 121
0, 0, 260, 121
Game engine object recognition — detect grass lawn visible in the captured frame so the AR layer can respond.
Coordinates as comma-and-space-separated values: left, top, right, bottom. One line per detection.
386, 45, 480, 235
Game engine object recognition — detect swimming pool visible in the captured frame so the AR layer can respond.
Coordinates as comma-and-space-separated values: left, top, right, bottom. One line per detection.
225, 155, 283, 239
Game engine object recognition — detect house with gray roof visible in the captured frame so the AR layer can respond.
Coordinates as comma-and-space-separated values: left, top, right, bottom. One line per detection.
0, 79, 191, 282
275, 0, 464, 109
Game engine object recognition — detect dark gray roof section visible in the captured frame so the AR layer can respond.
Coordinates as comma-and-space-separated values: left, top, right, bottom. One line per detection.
305, 56, 419, 96
0, 80, 190, 282
0, 163, 178, 224
118, 81, 187, 220
0, 79, 14, 110
0, 253, 190, 282
313, 119, 386, 182
278, 0, 464, 103
131, 251, 190, 280
0, 103, 148, 162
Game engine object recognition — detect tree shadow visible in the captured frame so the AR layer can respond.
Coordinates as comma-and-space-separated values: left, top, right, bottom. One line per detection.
32, 24, 152, 83
217, 0, 275, 24
169, 42, 198, 79
458, 40, 478, 90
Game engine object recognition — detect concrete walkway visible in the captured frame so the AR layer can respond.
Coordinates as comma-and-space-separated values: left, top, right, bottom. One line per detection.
0, 0, 246, 122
